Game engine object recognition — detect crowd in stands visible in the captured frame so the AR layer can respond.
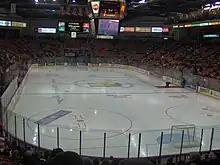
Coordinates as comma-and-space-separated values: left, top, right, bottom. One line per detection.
0, 36, 220, 165
1, 132, 220, 165
0, 36, 220, 94
0, 37, 220, 81
168, 5, 220, 23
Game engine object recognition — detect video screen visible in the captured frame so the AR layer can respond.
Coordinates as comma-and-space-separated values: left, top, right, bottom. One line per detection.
98, 19, 119, 36
99, 1, 120, 18
66, 22, 82, 32
65, 22, 90, 32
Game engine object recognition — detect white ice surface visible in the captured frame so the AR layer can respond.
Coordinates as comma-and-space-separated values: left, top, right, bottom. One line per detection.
6, 66, 220, 157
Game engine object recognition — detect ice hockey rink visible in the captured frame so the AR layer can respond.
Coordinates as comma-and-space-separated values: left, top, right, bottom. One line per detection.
5, 65, 220, 157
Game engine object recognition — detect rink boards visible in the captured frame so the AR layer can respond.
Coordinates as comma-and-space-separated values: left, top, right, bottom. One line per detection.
2, 62, 220, 157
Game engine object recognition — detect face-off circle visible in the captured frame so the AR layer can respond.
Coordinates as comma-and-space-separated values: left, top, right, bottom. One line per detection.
165, 105, 220, 126
27, 108, 132, 140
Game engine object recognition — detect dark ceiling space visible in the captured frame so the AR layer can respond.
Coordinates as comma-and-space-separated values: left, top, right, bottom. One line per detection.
0, 0, 216, 21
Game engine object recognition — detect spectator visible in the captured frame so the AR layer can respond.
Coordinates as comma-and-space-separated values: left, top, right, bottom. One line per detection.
48, 151, 83, 165
83, 157, 94, 165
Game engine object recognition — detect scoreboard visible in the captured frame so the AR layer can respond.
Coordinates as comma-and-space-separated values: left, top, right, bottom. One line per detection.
88, 0, 126, 38
89, 0, 126, 19
99, 1, 120, 18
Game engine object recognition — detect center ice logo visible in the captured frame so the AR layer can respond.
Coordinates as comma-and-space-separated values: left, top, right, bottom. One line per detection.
88, 80, 123, 87
74, 79, 133, 88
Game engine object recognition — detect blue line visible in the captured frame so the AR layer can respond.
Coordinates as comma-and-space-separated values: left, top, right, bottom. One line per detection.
36, 110, 72, 125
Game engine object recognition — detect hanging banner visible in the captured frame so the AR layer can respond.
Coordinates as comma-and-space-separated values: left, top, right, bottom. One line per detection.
11, 3, 16, 13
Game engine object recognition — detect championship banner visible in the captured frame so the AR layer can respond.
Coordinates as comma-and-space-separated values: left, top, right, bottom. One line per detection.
91, 1, 100, 17
11, 3, 16, 14
60, 6, 65, 15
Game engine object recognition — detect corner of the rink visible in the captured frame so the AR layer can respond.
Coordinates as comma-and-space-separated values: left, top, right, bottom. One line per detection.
196, 86, 220, 100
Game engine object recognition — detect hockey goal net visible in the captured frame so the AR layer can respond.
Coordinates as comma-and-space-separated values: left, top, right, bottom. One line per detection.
170, 124, 200, 148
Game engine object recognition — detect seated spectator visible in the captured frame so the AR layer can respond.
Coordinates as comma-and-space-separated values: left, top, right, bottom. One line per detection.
166, 157, 175, 165
48, 151, 83, 165
119, 159, 154, 165
83, 157, 93, 165
50, 148, 64, 159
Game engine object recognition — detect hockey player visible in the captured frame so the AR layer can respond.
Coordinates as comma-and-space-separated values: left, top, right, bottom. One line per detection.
57, 95, 63, 104
181, 77, 186, 88
165, 81, 170, 88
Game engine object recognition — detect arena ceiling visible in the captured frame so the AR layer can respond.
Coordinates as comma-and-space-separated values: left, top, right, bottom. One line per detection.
0, 0, 216, 22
